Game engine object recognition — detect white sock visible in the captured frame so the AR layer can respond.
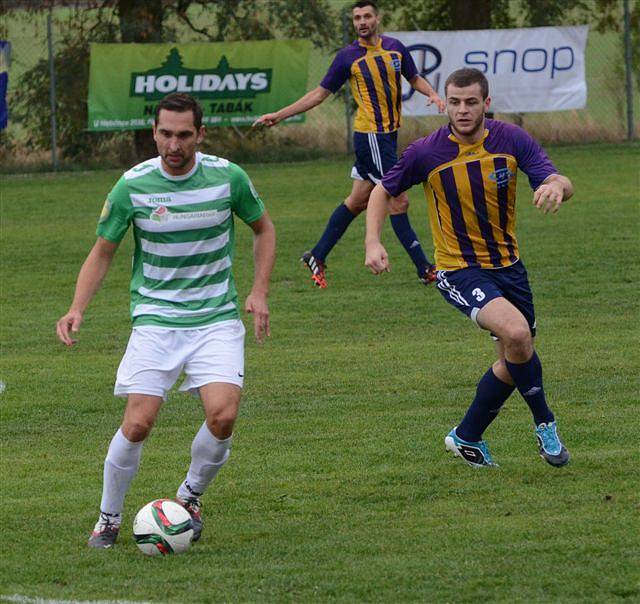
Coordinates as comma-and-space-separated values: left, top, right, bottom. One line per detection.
100, 428, 143, 515
178, 422, 232, 498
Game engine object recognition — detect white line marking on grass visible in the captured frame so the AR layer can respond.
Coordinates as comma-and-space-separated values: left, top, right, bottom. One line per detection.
1, 596, 153, 604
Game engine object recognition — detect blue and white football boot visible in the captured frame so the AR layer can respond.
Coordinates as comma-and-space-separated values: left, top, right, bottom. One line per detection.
535, 421, 570, 467
445, 428, 498, 467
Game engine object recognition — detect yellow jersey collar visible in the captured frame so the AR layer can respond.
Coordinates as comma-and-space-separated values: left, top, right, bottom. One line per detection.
448, 126, 489, 149
358, 37, 382, 51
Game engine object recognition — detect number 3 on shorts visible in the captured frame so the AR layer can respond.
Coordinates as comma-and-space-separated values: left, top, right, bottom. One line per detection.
472, 287, 486, 302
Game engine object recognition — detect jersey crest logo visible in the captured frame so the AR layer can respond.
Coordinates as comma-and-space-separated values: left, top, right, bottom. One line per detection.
489, 167, 515, 189
99, 199, 111, 223
150, 205, 170, 223
391, 57, 402, 71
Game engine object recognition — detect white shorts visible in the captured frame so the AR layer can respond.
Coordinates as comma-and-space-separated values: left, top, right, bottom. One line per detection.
114, 319, 245, 401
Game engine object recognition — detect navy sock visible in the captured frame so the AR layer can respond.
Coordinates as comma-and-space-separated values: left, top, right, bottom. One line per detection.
311, 203, 357, 262
456, 368, 515, 442
389, 213, 431, 274
505, 351, 555, 426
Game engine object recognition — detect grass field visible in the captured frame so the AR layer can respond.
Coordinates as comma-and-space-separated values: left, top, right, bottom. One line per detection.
1, 143, 639, 603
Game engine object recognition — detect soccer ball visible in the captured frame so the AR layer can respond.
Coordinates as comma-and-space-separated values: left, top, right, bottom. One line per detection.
133, 499, 194, 556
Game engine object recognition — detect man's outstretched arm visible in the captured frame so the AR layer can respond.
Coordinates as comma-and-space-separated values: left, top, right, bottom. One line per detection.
364, 184, 395, 275
245, 210, 276, 343
56, 237, 118, 346
253, 86, 331, 128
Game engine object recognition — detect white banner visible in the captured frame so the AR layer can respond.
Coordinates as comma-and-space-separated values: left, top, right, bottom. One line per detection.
389, 26, 588, 114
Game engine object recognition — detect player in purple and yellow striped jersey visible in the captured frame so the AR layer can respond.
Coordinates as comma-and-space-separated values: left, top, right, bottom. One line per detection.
365, 68, 574, 468
253, 0, 444, 288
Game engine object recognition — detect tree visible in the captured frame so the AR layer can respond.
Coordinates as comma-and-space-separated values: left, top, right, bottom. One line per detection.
7, 10, 123, 163
117, 0, 165, 158
382, 0, 514, 30
172, 0, 336, 47
4, 0, 337, 162
382, 0, 635, 34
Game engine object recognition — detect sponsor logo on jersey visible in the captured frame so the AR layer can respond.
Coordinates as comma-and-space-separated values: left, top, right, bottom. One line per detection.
130, 48, 272, 101
150, 205, 170, 222
391, 56, 402, 71
489, 167, 515, 188
150, 205, 223, 224
148, 195, 172, 204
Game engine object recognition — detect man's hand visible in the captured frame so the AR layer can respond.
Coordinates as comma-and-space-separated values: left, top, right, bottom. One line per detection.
252, 113, 281, 128
365, 241, 391, 275
245, 292, 270, 343
55, 237, 118, 347
533, 181, 565, 214
409, 75, 445, 113
428, 93, 446, 113
56, 309, 83, 346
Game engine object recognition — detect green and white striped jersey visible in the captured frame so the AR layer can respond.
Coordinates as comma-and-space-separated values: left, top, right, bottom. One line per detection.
97, 152, 264, 329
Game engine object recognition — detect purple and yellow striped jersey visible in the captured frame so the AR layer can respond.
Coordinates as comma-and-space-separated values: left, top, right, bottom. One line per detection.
382, 119, 558, 271
320, 35, 418, 134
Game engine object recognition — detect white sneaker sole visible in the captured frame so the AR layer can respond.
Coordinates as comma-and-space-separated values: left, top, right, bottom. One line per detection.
444, 435, 459, 456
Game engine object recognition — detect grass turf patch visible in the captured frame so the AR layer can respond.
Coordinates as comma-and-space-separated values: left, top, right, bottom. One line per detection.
1, 143, 639, 602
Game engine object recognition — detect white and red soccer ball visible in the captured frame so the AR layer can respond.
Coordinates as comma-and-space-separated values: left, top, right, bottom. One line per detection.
133, 499, 193, 556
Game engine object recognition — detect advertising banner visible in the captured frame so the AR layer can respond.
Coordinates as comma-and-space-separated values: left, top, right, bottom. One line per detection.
0, 41, 10, 130
389, 26, 588, 114
88, 40, 310, 130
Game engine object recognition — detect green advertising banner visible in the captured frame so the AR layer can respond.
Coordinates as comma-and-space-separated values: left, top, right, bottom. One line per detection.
88, 40, 310, 130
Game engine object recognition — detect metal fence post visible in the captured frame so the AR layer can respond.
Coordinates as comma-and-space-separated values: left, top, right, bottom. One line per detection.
623, 0, 635, 140
47, 10, 59, 170
342, 8, 353, 154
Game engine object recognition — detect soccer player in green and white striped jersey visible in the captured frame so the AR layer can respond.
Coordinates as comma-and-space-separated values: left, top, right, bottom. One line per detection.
56, 93, 276, 549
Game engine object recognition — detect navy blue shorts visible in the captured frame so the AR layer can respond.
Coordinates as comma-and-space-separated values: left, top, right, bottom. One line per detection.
435, 260, 537, 337
352, 131, 398, 184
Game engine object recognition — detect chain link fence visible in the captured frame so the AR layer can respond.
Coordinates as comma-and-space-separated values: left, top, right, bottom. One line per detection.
1, 4, 637, 173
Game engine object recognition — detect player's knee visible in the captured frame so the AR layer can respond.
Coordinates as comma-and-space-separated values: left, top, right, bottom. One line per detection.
206, 408, 238, 438
389, 194, 409, 214
502, 323, 532, 354
122, 419, 153, 442
345, 195, 367, 214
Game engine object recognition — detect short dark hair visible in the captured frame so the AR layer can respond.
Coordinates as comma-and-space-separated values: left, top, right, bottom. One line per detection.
352, 0, 378, 13
154, 93, 203, 129
444, 68, 489, 99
